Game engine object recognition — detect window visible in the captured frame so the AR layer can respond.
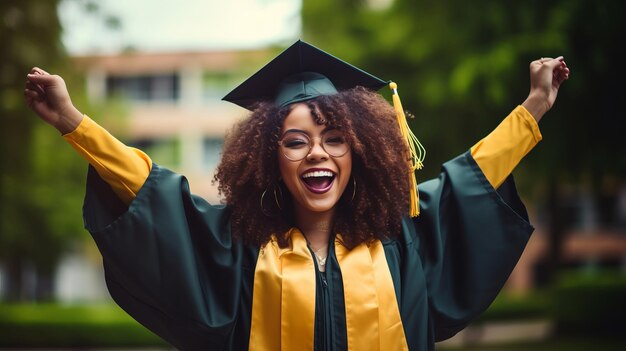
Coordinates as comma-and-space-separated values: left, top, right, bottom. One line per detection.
202, 71, 237, 101
203, 137, 224, 171
131, 138, 181, 168
106, 74, 180, 102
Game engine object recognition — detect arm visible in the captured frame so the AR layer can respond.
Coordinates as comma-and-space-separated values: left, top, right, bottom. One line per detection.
63, 117, 151, 205
470, 56, 570, 188
26, 68, 247, 349
412, 56, 570, 341
24, 68, 151, 204
470, 105, 541, 189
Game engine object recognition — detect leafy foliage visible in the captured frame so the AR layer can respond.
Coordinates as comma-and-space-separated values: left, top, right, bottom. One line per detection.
553, 270, 626, 336
0, 0, 109, 300
302, 0, 626, 185
0, 303, 166, 347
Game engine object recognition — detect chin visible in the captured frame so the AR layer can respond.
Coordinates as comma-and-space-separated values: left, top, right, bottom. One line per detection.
293, 185, 344, 214
302, 198, 340, 213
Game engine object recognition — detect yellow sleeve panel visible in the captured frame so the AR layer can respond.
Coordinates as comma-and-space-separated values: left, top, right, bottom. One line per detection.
63, 116, 152, 205
470, 105, 542, 189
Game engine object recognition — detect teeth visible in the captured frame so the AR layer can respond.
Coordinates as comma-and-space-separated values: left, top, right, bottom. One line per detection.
302, 170, 334, 178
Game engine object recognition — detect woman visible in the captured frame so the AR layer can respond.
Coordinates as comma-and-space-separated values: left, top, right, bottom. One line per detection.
24, 41, 569, 350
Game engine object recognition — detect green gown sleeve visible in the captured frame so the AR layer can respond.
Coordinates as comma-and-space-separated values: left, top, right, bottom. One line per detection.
412, 151, 533, 342
83, 163, 253, 349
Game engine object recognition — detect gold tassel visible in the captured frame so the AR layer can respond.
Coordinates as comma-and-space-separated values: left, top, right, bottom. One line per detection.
389, 82, 425, 217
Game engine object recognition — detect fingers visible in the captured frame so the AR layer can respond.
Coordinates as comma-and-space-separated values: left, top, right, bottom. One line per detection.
531, 57, 553, 67
554, 66, 570, 85
532, 57, 553, 65
540, 57, 553, 64
532, 56, 565, 67
29, 67, 50, 76
25, 77, 46, 97
532, 56, 570, 80
552, 57, 570, 83
25, 80, 43, 92
24, 85, 44, 109
26, 67, 55, 98
24, 88, 41, 100
26, 71, 55, 84
26, 67, 60, 89
543, 56, 565, 70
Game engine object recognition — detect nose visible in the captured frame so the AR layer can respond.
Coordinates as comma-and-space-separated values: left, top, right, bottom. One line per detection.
306, 137, 328, 161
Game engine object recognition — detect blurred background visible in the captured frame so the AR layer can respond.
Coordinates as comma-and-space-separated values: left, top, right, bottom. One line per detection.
1, 0, 625, 349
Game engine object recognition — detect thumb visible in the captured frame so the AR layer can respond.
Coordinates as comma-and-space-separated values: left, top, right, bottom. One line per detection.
28, 67, 50, 76
26, 72, 58, 86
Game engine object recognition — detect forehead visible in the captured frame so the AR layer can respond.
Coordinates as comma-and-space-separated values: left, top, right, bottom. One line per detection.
281, 103, 327, 132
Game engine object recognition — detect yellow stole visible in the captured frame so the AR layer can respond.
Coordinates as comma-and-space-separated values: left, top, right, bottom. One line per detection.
249, 228, 408, 350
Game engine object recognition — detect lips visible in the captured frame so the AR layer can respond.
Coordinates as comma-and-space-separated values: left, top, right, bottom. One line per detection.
301, 169, 336, 194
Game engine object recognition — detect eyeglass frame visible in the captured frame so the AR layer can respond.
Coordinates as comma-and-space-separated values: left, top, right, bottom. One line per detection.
277, 130, 350, 161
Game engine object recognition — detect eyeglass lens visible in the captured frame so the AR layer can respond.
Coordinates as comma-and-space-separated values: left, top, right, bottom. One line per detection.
279, 131, 348, 161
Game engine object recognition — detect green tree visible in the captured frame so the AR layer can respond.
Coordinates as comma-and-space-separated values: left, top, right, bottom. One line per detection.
0, 0, 71, 300
302, 0, 626, 279
0, 0, 119, 301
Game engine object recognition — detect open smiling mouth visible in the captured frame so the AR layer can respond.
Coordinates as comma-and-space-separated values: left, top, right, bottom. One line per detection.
301, 170, 336, 194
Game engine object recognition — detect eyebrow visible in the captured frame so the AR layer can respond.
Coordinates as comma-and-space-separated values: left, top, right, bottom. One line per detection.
282, 127, 338, 136
283, 128, 307, 135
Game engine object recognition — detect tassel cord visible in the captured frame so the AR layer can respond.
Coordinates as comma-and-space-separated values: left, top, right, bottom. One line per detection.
389, 82, 425, 217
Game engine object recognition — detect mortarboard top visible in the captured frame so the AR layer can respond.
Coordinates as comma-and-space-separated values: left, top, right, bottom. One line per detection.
222, 40, 388, 110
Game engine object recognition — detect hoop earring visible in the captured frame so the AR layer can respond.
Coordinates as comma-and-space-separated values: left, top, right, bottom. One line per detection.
351, 176, 357, 202
273, 183, 283, 210
260, 189, 271, 217
261, 181, 284, 217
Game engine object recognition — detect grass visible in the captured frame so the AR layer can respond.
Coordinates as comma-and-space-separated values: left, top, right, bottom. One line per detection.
477, 291, 550, 323
2, 271, 624, 348
0, 303, 168, 347
437, 337, 626, 351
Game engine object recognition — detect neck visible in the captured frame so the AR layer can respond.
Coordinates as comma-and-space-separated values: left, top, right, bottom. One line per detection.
294, 206, 334, 249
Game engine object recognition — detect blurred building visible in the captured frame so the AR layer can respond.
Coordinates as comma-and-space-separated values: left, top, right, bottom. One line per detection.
73, 48, 274, 202
49, 48, 273, 302
508, 182, 626, 293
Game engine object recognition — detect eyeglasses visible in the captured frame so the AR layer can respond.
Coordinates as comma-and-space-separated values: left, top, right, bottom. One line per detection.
278, 130, 349, 161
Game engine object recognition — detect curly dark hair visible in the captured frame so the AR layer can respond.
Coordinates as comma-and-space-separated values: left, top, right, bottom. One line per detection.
214, 86, 411, 249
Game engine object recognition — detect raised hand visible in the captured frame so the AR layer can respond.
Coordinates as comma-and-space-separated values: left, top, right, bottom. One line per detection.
24, 67, 83, 134
522, 57, 570, 122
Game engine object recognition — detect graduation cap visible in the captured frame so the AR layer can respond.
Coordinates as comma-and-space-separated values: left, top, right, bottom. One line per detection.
223, 40, 424, 217
222, 40, 388, 110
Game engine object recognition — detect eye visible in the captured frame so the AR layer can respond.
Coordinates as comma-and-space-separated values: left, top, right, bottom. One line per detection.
281, 134, 309, 149
284, 139, 307, 148
325, 136, 345, 145
324, 132, 346, 145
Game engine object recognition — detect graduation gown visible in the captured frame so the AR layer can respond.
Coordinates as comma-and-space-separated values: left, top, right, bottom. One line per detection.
83, 151, 532, 351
